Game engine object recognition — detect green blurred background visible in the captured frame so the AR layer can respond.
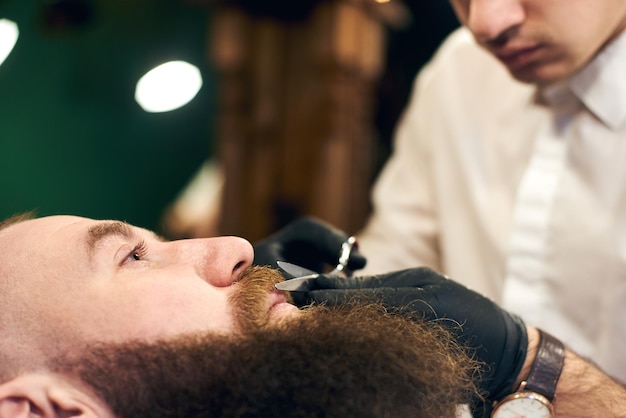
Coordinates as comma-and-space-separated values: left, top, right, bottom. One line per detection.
0, 0, 215, 231
0, 0, 459, 235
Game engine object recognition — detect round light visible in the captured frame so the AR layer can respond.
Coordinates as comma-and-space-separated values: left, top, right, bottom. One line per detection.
135, 60, 203, 113
0, 19, 19, 67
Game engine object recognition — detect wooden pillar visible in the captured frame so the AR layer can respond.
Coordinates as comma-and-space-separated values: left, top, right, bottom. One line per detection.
208, 0, 400, 241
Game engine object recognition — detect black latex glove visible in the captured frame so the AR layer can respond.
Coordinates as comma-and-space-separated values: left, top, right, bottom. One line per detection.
253, 217, 366, 274
291, 267, 528, 416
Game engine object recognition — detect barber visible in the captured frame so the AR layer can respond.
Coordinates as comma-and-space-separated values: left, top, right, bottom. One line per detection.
254, 217, 626, 417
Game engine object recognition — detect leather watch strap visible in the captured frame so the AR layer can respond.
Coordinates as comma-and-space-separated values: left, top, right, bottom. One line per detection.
523, 330, 565, 401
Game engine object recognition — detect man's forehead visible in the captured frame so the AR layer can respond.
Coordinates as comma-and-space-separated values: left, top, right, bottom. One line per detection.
0, 216, 95, 288
0, 215, 87, 239
0, 215, 109, 263
0, 215, 160, 250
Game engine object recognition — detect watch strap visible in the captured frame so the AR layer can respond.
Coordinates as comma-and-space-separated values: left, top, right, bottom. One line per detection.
523, 329, 565, 401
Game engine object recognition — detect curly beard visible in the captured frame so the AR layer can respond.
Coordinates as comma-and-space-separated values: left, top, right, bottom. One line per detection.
51, 294, 481, 418
228, 265, 293, 333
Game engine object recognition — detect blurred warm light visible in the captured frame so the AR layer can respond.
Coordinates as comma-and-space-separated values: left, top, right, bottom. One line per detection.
134, 60, 203, 113
0, 19, 19, 67
375, 0, 391, 3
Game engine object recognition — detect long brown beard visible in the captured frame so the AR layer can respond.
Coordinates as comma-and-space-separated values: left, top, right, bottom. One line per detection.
52, 302, 481, 418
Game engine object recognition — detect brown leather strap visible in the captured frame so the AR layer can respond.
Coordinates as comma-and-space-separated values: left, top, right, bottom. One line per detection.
524, 330, 565, 401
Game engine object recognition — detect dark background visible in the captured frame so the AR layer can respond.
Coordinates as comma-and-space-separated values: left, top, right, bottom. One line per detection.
0, 0, 458, 234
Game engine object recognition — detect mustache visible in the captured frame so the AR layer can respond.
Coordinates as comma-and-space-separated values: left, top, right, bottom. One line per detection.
228, 266, 291, 333
237, 265, 285, 287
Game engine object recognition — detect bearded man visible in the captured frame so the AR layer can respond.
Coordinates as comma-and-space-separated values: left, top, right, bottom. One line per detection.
2, 214, 626, 418
0, 264, 478, 417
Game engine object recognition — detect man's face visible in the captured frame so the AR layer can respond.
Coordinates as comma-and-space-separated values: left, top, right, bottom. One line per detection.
0, 215, 299, 345
449, 0, 626, 84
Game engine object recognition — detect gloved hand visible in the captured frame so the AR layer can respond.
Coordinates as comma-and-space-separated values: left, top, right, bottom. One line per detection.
252, 217, 366, 275
291, 267, 528, 415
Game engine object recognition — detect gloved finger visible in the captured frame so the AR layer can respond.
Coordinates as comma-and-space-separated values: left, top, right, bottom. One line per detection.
305, 287, 434, 312
280, 217, 367, 270
311, 267, 448, 291
305, 282, 483, 332
253, 217, 367, 272
305, 288, 399, 306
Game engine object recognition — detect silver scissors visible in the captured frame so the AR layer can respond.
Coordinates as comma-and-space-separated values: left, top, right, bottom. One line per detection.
274, 236, 357, 292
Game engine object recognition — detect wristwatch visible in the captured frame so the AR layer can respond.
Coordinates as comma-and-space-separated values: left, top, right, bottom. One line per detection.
491, 330, 565, 418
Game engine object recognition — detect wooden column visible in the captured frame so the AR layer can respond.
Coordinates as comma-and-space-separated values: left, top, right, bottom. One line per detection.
209, 0, 399, 241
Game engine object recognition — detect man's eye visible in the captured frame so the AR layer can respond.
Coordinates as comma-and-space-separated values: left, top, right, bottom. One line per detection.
125, 240, 148, 263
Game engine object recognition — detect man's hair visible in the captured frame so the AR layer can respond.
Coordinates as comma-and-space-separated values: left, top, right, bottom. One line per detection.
0, 212, 35, 232
52, 302, 481, 418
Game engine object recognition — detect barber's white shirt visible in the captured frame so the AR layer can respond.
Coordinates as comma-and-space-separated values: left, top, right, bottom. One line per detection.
358, 27, 626, 381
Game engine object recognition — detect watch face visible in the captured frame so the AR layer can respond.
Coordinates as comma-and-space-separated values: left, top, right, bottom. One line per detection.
492, 395, 553, 418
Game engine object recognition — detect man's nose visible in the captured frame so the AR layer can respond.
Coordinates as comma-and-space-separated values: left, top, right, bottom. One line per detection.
181, 236, 254, 287
466, 0, 525, 44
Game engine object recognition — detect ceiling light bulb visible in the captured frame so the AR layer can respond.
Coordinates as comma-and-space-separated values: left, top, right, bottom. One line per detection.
135, 60, 203, 113
0, 19, 19, 67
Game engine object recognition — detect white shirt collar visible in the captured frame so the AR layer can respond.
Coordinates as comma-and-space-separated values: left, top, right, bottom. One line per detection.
568, 28, 626, 130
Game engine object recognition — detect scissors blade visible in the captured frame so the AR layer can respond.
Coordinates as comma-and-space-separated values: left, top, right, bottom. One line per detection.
275, 274, 318, 292
275, 261, 319, 292
277, 260, 317, 278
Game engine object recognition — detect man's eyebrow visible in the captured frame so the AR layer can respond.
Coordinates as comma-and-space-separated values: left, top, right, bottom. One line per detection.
86, 221, 135, 253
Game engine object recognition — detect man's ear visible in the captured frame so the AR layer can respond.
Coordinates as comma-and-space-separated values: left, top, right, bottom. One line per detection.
0, 373, 114, 418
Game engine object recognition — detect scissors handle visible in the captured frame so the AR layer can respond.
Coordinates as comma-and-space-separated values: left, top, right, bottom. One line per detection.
275, 236, 358, 293
328, 236, 357, 276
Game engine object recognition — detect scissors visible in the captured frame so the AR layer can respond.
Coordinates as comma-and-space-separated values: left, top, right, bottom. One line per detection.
274, 236, 357, 292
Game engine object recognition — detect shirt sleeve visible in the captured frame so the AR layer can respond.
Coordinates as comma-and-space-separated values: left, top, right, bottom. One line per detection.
357, 58, 443, 275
